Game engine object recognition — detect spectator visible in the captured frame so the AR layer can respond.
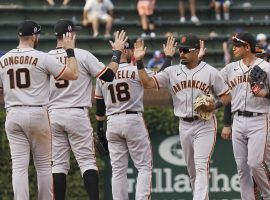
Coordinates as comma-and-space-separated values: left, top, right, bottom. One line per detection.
213, 0, 231, 21
178, 0, 199, 23
82, 0, 114, 38
137, 0, 156, 38
256, 33, 270, 54
46, 0, 71, 6
147, 50, 165, 70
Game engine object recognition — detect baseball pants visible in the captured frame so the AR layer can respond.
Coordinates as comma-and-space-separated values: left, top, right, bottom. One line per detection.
106, 112, 152, 200
179, 117, 217, 200
5, 106, 53, 200
232, 114, 270, 200
49, 108, 98, 176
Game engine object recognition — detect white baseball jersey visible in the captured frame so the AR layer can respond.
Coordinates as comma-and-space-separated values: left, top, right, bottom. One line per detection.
221, 58, 270, 113
95, 62, 154, 115
152, 61, 230, 118
48, 48, 106, 109
0, 48, 66, 108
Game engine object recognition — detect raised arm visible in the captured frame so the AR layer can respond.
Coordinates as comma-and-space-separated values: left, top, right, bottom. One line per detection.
60, 32, 78, 80
158, 36, 177, 72
134, 39, 156, 89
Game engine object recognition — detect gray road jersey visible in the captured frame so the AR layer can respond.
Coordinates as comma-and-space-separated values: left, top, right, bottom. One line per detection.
48, 48, 106, 109
221, 58, 270, 113
0, 48, 66, 108
95, 63, 154, 115
153, 61, 230, 118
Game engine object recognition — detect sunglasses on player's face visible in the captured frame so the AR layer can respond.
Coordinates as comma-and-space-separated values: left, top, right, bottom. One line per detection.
179, 48, 196, 54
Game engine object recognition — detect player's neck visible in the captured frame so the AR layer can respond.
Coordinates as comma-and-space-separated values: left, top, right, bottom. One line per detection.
242, 54, 256, 67
18, 41, 34, 49
186, 60, 199, 69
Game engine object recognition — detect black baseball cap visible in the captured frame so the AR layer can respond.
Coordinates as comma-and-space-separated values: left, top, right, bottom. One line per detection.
54, 19, 81, 36
179, 34, 200, 49
232, 32, 256, 50
17, 20, 41, 36
124, 39, 134, 49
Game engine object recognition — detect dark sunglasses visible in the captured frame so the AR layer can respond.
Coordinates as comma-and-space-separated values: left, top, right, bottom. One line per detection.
179, 48, 196, 54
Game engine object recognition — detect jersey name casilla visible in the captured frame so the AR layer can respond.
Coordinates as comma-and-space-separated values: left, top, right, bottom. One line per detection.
153, 61, 230, 118
221, 58, 270, 113
0, 48, 67, 108
48, 48, 106, 109
95, 63, 154, 115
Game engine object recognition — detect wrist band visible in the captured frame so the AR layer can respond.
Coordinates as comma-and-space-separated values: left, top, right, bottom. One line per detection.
66, 49, 75, 58
165, 56, 172, 60
111, 50, 121, 64
136, 60, 144, 70
215, 101, 223, 109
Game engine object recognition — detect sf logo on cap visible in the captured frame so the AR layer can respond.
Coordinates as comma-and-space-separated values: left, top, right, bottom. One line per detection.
181, 37, 187, 44
68, 25, 72, 32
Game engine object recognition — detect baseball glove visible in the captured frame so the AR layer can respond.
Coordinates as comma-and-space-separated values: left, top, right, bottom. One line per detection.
249, 65, 267, 95
93, 129, 109, 157
193, 94, 215, 120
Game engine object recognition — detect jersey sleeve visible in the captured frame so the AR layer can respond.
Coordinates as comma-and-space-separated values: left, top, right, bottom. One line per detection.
95, 79, 104, 99
42, 53, 66, 80
84, 52, 106, 78
145, 68, 155, 77
212, 69, 230, 97
152, 68, 170, 90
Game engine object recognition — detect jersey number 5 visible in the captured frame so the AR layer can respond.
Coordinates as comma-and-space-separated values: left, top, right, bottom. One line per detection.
7, 68, 30, 89
108, 82, 130, 103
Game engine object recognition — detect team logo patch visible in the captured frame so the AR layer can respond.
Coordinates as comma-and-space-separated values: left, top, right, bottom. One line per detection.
181, 36, 187, 44
68, 25, 72, 32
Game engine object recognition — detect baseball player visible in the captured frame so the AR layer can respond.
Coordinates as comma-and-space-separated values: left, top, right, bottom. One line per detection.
0, 20, 78, 200
95, 37, 172, 199
134, 34, 231, 200
221, 32, 270, 200
48, 19, 127, 200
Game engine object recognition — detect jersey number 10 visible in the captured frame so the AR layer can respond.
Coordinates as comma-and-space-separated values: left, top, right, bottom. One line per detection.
7, 68, 30, 89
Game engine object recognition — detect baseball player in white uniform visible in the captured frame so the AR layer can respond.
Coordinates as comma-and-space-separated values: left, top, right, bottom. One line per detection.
48, 19, 127, 200
0, 20, 78, 200
221, 32, 270, 200
95, 39, 157, 200
134, 35, 231, 200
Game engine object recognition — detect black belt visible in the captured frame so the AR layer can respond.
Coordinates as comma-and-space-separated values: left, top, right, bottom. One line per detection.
181, 116, 199, 122
110, 111, 138, 115
235, 111, 263, 117
70, 107, 84, 110
12, 105, 43, 107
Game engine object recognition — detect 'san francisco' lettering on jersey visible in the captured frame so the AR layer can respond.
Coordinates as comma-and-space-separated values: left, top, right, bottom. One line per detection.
172, 80, 211, 94
226, 74, 249, 90
0, 56, 38, 68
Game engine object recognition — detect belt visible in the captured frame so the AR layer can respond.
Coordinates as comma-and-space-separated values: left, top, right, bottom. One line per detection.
235, 111, 263, 117
110, 111, 138, 115
12, 105, 43, 107
181, 116, 199, 122
70, 107, 84, 110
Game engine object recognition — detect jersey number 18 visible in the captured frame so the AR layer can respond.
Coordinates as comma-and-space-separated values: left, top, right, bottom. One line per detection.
108, 82, 130, 103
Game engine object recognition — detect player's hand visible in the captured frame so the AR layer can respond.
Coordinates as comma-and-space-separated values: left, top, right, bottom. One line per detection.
163, 36, 177, 57
109, 30, 128, 51
198, 40, 206, 60
221, 126, 232, 140
62, 32, 76, 50
253, 88, 268, 98
134, 39, 147, 60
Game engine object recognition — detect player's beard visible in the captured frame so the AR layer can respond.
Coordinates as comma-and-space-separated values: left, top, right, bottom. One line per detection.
181, 59, 189, 65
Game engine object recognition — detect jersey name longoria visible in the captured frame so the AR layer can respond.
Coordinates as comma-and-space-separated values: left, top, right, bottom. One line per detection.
0, 56, 38, 68
172, 79, 211, 94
